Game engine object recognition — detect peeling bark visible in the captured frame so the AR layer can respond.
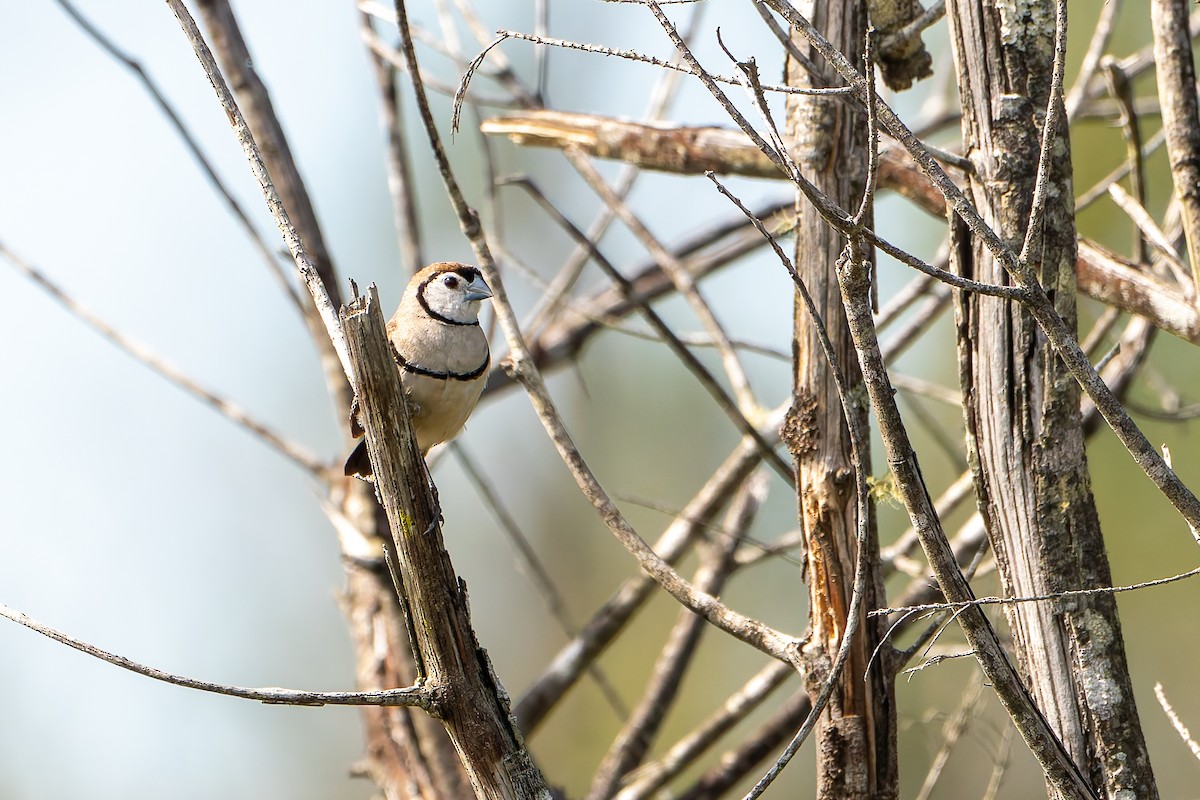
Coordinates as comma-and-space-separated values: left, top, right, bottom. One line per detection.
784, 2, 898, 797
946, 1, 1157, 797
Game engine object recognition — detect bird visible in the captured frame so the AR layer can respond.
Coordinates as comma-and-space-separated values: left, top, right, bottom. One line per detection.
344, 262, 492, 479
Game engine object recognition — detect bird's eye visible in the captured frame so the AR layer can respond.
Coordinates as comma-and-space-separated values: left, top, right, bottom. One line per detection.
443, 275, 459, 288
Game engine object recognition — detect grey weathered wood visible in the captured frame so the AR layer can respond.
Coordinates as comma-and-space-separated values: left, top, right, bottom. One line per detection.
946, 0, 1158, 796
1151, 0, 1200, 287
836, 252, 1098, 800
340, 287, 550, 800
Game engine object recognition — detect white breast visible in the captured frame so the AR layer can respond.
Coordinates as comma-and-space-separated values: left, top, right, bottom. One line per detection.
403, 369, 487, 451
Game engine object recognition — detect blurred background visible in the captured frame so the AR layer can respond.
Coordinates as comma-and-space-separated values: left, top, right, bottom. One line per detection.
1, 1, 1199, 798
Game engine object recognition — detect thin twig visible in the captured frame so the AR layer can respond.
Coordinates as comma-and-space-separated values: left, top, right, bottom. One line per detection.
514, 406, 787, 732
586, 473, 767, 799
430, 0, 463, 64
1107, 184, 1191, 287
870, 564, 1200, 618
54, 0, 305, 314
0, 602, 437, 710
875, 271, 935, 330
359, 10, 424, 274
615, 660, 795, 800
495, 239, 789, 360
676, 692, 812, 800
448, 0, 539, 107
748, 0, 822, 79
1075, 127, 1168, 212
855, 28, 880, 228
879, 279, 952, 362
483, 201, 796, 398
525, 7, 702, 341
0, 241, 324, 475
361, 26, 520, 108
1102, 55, 1149, 264
1017, 0, 1069, 268
1155, 682, 1200, 762
983, 726, 1015, 800
502, 176, 793, 481
450, 441, 628, 720
733, 529, 804, 569
455, 29, 853, 129
1151, 0, 1200, 290
914, 679, 985, 800
1064, 0, 1121, 121
562, 149, 761, 416
616, 493, 802, 569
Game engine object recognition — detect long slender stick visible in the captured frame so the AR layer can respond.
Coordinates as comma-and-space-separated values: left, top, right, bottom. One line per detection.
515, 409, 783, 732
0, 602, 435, 709
360, 11, 424, 274
55, 0, 305, 314
0, 240, 324, 475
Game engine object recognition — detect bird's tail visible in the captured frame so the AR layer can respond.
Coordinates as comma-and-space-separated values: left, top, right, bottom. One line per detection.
343, 439, 373, 479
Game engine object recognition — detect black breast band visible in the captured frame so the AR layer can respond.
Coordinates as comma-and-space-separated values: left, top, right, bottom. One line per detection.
392, 343, 489, 381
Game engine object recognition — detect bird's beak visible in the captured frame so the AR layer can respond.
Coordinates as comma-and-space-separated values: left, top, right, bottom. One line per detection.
464, 275, 493, 302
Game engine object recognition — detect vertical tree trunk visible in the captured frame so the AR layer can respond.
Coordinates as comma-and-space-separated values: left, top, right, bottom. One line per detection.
946, 2, 1157, 797
783, 2, 898, 797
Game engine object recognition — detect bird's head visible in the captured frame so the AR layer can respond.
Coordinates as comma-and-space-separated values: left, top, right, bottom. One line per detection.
413, 263, 493, 325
